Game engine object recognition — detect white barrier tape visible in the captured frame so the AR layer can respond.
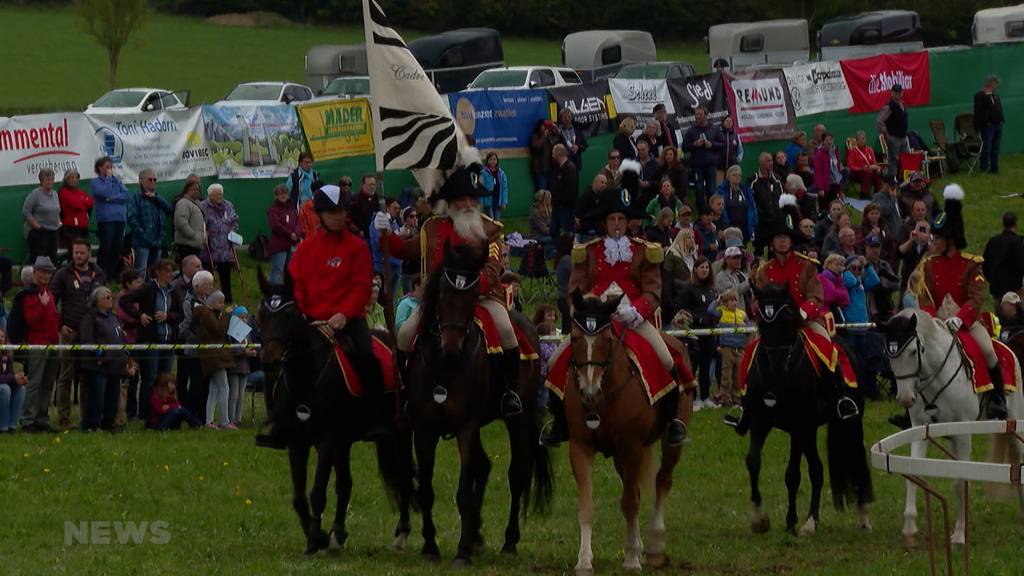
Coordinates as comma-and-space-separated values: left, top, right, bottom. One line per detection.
0, 344, 261, 351
538, 322, 877, 341
870, 420, 1024, 485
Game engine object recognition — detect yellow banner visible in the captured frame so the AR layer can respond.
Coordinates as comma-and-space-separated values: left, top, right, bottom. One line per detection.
297, 98, 374, 161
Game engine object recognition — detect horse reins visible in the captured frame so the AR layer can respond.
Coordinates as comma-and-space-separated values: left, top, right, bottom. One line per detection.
888, 329, 964, 415
569, 325, 638, 427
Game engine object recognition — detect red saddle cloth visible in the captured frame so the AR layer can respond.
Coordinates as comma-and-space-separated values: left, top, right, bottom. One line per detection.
737, 327, 858, 396
333, 336, 399, 398
993, 339, 1021, 393
544, 322, 693, 405
473, 303, 539, 360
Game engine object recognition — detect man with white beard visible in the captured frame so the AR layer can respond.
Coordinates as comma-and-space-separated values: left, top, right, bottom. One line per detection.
377, 162, 523, 418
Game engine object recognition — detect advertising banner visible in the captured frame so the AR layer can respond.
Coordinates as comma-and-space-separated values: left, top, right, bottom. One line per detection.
0, 113, 100, 186
726, 69, 797, 143
608, 78, 673, 127
782, 61, 855, 117
447, 89, 549, 151
840, 52, 931, 113
666, 72, 731, 130
201, 104, 304, 179
87, 108, 215, 184
546, 80, 616, 137
297, 98, 375, 161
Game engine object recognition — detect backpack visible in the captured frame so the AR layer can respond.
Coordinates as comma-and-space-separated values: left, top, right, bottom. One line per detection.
5, 288, 32, 345
248, 231, 271, 262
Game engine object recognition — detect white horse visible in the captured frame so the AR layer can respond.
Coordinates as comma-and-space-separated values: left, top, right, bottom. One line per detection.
879, 308, 1024, 547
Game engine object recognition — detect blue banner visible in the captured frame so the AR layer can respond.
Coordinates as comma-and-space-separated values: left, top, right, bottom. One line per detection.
448, 89, 549, 150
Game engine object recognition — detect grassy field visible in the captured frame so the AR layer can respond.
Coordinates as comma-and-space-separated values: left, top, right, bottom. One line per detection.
0, 6, 707, 116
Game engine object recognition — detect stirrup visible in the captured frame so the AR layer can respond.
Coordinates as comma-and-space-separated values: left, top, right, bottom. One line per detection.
723, 406, 744, 428
538, 419, 566, 447
667, 418, 689, 447
501, 391, 523, 418
837, 396, 860, 421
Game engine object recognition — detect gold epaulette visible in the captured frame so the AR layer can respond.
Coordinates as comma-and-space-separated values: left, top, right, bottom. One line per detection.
631, 238, 664, 264
572, 238, 600, 264
481, 213, 504, 229
962, 252, 984, 264
795, 251, 821, 266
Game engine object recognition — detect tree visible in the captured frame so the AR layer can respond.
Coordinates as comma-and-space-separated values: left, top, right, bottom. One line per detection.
76, 0, 150, 90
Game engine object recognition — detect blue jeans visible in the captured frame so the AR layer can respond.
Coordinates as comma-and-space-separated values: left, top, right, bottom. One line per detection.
82, 372, 119, 430
550, 207, 575, 241
692, 163, 717, 210
0, 383, 26, 431
133, 246, 162, 276
269, 251, 289, 285
981, 124, 1002, 173
96, 221, 125, 280
135, 349, 174, 421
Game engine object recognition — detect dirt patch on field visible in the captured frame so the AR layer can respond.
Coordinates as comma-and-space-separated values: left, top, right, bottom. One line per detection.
206, 11, 293, 28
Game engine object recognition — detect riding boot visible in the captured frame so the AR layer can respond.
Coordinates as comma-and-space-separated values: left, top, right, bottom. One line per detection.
660, 389, 688, 447
500, 348, 523, 419
540, 394, 569, 447
255, 374, 288, 450
982, 366, 1009, 420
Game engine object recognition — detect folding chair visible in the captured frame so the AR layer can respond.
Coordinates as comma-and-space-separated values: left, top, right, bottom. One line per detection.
877, 134, 890, 166
923, 120, 949, 179
954, 113, 983, 174
517, 242, 556, 306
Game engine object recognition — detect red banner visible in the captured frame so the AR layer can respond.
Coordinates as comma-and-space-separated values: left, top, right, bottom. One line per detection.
840, 52, 931, 113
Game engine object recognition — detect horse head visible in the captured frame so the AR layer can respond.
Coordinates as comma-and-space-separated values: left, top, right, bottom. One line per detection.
257, 267, 305, 367
422, 241, 486, 359
751, 282, 801, 342
877, 310, 924, 408
569, 288, 625, 410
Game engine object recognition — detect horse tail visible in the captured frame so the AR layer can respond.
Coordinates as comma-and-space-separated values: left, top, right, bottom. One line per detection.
527, 429, 554, 516
373, 428, 419, 513
826, 409, 874, 511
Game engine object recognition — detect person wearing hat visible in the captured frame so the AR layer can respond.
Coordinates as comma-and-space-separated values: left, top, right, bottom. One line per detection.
653, 103, 678, 151
715, 245, 751, 311
542, 160, 691, 447
898, 172, 938, 222
997, 291, 1024, 341
974, 74, 1004, 174
912, 184, 1007, 419
10, 257, 60, 431
377, 160, 524, 419
877, 83, 909, 180
864, 233, 900, 323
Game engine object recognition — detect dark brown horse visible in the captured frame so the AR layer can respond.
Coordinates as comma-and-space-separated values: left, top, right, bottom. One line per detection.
406, 243, 552, 566
257, 270, 415, 555
565, 290, 693, 574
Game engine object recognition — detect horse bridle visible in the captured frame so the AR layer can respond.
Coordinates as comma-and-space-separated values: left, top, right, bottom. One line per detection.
436, 267, 479, 334
260, 296, 337, 411
568, 322, 637, 425
887, 329, 964, 416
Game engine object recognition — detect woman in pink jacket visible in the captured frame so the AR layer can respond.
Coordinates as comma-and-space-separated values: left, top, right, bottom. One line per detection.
813, 133, 848, 206
819, 253, 850, 322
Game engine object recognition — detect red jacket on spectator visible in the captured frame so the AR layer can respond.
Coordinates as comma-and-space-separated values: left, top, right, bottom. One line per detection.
22, 287, 60, 345
846, 145, 878, 173
58, 184, 94, 230
267, 200, 300, 254
149, 389, 181, 426
288, 227, 371, 321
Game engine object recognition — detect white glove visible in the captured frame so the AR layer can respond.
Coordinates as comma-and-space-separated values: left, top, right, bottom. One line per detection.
945, 316, 963, 332
373, 212, 391, 232
615, 298, 643, 329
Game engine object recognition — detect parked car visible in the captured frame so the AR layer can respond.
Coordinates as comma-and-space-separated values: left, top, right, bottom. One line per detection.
219, 82, 314, 105
562, 30, 657, 83
614, 61, 696, 80
707, 19, 809, 70
305, 44, 368, 92
310, 76, 371, 101
85, 88, 188, 113
819, 10, 923, 61
408, 28, 504, 94
973, 5, 1024, 45
467, 66, 581, 90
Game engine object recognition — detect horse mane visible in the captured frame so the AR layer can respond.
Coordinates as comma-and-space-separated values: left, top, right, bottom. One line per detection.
417, 243, 485, 340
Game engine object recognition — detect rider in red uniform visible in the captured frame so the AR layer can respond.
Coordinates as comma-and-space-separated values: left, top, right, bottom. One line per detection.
913, 184, 1007, 419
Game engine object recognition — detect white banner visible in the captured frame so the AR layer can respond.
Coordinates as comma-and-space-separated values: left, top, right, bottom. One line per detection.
783, 61, 854, 117
0, 113, 101, 186
608, 78, 673, 126
731, 77, 790, 128
87, 109, 215, 185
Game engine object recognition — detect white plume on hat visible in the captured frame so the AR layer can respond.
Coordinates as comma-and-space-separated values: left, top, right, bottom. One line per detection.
619, 158, 642, 175
943, 183, 964, 201
778, 193, 798, 209
416, 145, 482, 202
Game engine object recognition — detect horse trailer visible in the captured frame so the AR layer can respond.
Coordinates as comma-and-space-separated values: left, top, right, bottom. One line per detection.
305, 44, 369, 93
707, 19, 810, 70
973, 5, 1024, 45
819, 11, 923, 61
561, 30, 657, 83
407, 28, 504, 94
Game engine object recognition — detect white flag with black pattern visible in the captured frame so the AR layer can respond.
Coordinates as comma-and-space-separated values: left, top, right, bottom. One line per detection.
362, 0, 468, 190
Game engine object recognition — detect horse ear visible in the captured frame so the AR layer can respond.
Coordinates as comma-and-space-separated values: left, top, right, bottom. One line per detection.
875, 317, 889, 333
282, 265, 295, 298
571, 288, 584, 313
908, 313, 917, 331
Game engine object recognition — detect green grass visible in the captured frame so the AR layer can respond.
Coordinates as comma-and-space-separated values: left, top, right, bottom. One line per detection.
0, 6, 706, 116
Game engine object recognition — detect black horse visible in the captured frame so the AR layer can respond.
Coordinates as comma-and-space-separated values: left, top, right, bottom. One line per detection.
741, 283, 874, 536
406, 243, 553, 566
257, 270, 415, 555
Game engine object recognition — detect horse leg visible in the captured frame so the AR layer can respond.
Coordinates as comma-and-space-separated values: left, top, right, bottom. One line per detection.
570, 439, 596, 576
747, 422, 772, 533
950, 434, 972, 546
784, 433, 803, 536
472, 437, 492, 555
644, 441, 678, 569
393, 428, 415, 551
453, 429, 484, 567
618, 446, 646, 571
329, 441, 353, 550
415, 430, 441, 562
305, 443, 334, 555
288, 443, 312, 540
903, 439, 927, 548
801, 430, 825, 536
501, 414, 530, 554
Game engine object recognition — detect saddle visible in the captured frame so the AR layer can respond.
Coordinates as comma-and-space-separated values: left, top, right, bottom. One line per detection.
737, 327, 858, 396
315, 325, 398, 398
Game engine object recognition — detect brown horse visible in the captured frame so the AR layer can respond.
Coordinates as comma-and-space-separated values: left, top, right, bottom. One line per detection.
565, 290, 693, 575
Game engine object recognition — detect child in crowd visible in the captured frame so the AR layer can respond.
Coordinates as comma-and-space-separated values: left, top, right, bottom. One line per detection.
501, 271, 524, 313
228, 306, 256, 427
536, 321, 558, 413
196, 290, 235, 430
366, 274, 387, 332
708, 289, 750, 406
148, 373, 200, 430
395, 275, 422, 332
114, 269, 144, 428
998, 292, 1024, 342
0, 328, 28, 432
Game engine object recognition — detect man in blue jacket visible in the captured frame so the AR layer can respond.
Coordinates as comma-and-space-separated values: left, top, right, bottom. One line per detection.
127, 168, 173, 276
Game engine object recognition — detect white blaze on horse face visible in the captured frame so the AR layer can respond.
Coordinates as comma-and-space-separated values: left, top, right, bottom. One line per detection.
890, 346, 918, 408
584, 335, 598, 391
